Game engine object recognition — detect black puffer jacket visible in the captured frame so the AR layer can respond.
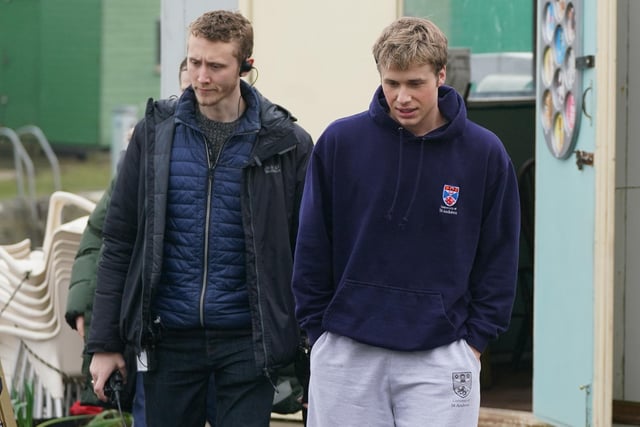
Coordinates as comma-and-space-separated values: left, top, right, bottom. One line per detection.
86, 82, 313, 375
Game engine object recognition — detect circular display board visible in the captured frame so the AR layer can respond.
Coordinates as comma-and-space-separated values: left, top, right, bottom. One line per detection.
539, 0, 582, 159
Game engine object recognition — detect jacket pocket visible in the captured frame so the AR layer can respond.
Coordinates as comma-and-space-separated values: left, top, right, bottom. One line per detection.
323, 279, 458, 351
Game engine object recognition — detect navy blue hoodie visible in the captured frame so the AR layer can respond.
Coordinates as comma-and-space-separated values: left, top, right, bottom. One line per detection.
292, 85, 520, 353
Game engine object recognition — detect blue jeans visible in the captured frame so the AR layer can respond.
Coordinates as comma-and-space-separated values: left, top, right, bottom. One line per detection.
132, 373, 145, 426
143, 328, 274, 427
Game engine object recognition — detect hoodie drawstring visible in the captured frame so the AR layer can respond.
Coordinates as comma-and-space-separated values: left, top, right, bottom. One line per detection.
385, 128, 405, 221
385, 128, 426, 228
400, 140, 425, 228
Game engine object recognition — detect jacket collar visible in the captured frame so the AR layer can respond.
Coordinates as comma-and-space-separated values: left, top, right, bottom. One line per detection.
160, 81, 299, 164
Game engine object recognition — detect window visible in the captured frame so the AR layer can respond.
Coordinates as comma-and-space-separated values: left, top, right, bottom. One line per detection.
404, 0, 535, 100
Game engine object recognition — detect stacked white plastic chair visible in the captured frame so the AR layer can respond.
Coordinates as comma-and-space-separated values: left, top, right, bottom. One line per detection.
0, 191, 96, 419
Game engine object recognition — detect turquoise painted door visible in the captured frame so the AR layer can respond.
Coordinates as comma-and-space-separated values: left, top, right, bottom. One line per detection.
533, 0, 598, 425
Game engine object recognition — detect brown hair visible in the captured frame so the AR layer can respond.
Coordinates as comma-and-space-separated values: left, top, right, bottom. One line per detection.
372, 17, 448, 74
189, 10, 253, 63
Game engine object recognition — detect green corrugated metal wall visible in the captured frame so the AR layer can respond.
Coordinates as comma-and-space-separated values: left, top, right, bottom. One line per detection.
0, 0, 159, 149
40, 0, 102, 146
0, 0, 40, 129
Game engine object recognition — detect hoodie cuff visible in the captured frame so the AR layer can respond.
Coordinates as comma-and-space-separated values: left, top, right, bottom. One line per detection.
464, 333, 490, 354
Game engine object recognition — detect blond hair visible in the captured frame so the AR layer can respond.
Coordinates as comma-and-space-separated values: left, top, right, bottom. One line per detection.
372, 17, 448, 74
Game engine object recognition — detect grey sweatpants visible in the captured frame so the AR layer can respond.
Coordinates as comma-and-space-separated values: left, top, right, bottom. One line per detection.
307, 332, 481, 427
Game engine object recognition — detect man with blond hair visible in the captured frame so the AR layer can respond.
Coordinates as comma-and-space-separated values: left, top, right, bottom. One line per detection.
293, 16, 520, 426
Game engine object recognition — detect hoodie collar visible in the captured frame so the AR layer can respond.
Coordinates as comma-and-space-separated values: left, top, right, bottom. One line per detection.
369, 84, 467, 142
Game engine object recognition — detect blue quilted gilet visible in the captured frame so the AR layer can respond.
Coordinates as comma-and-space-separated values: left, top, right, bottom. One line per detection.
154, 100, 256, 330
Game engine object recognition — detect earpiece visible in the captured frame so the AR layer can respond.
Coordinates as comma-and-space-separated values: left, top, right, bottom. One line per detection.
240, 59, 253, 74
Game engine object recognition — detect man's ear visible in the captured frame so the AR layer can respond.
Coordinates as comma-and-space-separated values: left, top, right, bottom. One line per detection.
438, 66, 447, 86
240, 58, 255, 75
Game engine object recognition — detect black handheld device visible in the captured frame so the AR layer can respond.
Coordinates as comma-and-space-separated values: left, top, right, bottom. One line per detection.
103, 370, 124, 406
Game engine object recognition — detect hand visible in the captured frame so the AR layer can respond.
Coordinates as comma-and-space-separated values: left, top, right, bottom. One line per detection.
89, 352, 126, 402
75, 315, 85, 339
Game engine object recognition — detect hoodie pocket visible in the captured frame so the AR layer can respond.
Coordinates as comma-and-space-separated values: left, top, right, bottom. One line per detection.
323, 279, 459, 351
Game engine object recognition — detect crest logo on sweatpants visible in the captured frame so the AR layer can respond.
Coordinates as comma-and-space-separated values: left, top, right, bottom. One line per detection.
452, 371, 472, 398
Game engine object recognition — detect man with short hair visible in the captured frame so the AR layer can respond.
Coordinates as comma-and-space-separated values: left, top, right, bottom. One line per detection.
88, 10, 313, 427
292, 16, 520, 426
